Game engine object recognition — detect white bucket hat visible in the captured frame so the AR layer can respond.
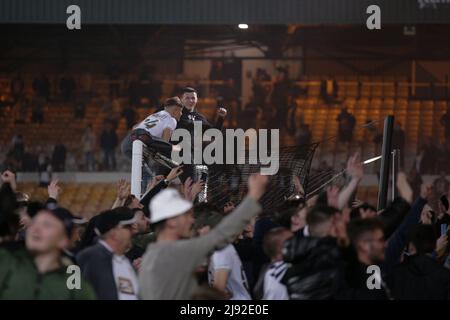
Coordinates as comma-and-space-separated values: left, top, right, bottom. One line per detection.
149, 188, 193, 223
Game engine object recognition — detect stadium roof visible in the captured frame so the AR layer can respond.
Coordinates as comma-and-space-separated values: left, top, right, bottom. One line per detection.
0, 0, 449, 25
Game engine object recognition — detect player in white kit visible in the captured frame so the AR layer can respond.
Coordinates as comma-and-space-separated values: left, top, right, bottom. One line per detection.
121, 96, 183, 172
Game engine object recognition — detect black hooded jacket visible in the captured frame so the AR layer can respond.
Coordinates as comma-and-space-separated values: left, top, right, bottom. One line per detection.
281, 236, 345, 300
386, 254, 450, 300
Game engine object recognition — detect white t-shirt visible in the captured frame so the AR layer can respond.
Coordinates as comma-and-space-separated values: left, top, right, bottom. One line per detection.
208, 244, 251, 300
135, 110, 177, 139
263, 261, 289, 300
99, 240, 139, 300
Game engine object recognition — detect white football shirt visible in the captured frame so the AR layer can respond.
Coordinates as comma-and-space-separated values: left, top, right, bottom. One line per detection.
135, 110, 177, 139
208, 244, 251, 300
263, 261, 289, 300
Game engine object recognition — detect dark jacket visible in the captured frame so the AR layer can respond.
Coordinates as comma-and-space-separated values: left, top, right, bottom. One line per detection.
387, 254, 450, 300
175, 107, 223, 133
76, 243, 118, 300
281, 236, 344, 300
337, 257, 388, 300
382, 197, 427, 275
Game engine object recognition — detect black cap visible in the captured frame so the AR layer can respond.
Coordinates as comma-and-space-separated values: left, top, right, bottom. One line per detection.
94, 209, 136, 236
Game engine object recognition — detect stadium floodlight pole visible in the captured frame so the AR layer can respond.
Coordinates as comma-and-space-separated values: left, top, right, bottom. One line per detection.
131, 140, 144, 198
377, 116, 394, 211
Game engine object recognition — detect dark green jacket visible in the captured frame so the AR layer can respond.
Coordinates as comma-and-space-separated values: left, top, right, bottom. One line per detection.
0, 244, 96, 300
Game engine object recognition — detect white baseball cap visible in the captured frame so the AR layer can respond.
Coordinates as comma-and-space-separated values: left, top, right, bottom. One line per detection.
149, 188, 193, 223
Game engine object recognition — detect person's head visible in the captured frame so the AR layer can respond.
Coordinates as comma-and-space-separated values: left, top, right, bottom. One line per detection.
347, 218, 385, 265
193, 204, 223, 236
263, 227, 293, 262
180, 87, 198, 111
124, 194, 144, 210
407, 224, 437, 255
25, 209, 72, 255
95, 208, 136, 255
132, 208, 150, 234
274, 204, 307, 233
164, 96, 183, 121
350, 203, 378, 220
306, 205, 340, 238
150, 188, 194, 240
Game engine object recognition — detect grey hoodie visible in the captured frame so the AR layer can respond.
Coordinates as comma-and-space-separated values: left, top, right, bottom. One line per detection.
138, 196, 262, 300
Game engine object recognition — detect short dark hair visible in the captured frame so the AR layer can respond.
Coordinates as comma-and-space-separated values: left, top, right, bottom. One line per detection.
350, 203, 377, 220
164, 96, 183, 108
347, 218, 384, 245
124, 194, 136, 208
274, 201, 303, 229
263, 227, 291, 259
407, 224, 437, 255
306, 205, 338, 229
181, 87, 197, 94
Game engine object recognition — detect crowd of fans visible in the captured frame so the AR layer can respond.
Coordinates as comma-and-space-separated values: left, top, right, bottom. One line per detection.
1, 148, 450, 300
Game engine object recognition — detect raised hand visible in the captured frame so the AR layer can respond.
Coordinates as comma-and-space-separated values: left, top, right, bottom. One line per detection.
190, 180, 206, 201
248, 174, 269, 201
166, 166, 183, 182
217, 107, 227, 118
183, 177, 194, 200
47, 180, 61, 200
346, 153, 363, 181
327, 185, 340, 208
117, 179, 130, 201
1, 170, 17, 191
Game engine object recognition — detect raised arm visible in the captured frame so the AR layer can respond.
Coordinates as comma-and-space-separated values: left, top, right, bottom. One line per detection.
192, 174, 268, 256
337, 153, 363, 210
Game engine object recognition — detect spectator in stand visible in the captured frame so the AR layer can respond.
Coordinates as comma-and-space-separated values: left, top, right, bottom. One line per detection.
336, 108, 356, 144
31, 96, 45, 124
10, 74, 24, 104
122, 104, 136, 130
139, 174, 268, 299
38, 151, 52, 187
32, 73, 50, 102
51, 141, 67, 172
100, 121, 118, 170
441, 106, 450, 147
128, 75, 140, 107
271, 67, 291, 129
82, 124, 96, 171
59, 74, 76, 102
76, 208, 139, 300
